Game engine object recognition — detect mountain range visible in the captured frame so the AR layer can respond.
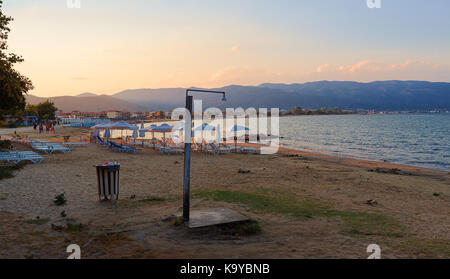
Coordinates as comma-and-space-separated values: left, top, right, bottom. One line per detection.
26, 81, 450, 112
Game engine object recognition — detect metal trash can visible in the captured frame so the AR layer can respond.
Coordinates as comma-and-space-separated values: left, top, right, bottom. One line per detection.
96, 162, 120, 202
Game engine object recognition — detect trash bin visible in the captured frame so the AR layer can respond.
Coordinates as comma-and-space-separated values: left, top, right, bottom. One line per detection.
96, 162, 120, 202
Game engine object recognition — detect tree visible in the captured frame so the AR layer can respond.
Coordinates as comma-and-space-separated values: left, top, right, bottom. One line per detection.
0, 0, 33, 119
37, 100, 57, 120
25, 101, 57, 120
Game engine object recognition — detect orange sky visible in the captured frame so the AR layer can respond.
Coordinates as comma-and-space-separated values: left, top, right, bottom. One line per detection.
5, 0, 450, 97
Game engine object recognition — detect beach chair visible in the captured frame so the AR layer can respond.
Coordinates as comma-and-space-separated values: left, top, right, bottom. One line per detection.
163, 146, 184, 154
63, 142, 88, 148
31, 141, 71, 154
0, 151, 44, 164
235, 146, 260, 154
46, 143, 72, 154
30, 141, 53, 154
208, 143, 232, 155
107, 141, 138, 153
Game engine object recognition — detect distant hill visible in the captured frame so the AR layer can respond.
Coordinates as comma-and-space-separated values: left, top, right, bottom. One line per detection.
26, 94, 147, 112
28, 81, 450, 112
77, 92, 97, 97
112, 81, 450, 111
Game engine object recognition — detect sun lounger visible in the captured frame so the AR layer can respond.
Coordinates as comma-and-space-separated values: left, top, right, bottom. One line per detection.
0, 151, 44, 164
160, 146, 184, 154
107, 141, 139, 153
204, 143, 232, 155
63, 142, 88, 148
30, 141, 71, 154
235, 146, 260, 154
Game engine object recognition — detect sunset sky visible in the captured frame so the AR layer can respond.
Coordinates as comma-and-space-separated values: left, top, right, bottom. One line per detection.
4, 0, 450, 97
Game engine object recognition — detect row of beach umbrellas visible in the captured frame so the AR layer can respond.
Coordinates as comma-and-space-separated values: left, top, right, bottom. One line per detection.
92, 121, 250, 145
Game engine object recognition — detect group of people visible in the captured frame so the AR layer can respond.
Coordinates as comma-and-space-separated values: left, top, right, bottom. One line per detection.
33, 120, 58, 134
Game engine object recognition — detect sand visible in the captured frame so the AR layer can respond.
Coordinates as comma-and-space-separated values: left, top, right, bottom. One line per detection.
0, 127, 449, 259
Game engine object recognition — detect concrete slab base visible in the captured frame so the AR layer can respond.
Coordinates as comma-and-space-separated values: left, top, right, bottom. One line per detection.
174, 208, 249, 228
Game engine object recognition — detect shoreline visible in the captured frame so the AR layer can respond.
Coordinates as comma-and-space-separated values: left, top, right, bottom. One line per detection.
1, 126, 447, 176
276, 144, 448, 176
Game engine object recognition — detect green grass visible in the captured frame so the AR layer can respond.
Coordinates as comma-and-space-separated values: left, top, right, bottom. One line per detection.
194, 189, 401, 237
25, 218, 50, 225
0, 162, 28, 180
65, 223, 85, 233
395, 238, 450, 257
0, 166, 14, 180
138, 196, 166, 203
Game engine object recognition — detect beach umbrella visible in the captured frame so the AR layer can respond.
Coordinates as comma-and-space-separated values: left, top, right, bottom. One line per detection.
103, 129, 111, 139
149, 124, 173, 146
138, 124, 159, 148
195, 123, 216, 143
194, 123, 216, 131
229, 125, 249, 151
155, 123, 173, 131
108, 121, 138, 144
132, 127, 138, 139
229, 125, 249, 132
155, 124, 173, 141
139, 122, 146, 138
92, 122, 111, 129
173, 122, 185, 131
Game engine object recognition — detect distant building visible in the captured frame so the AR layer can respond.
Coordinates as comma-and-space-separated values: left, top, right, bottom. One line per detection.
106, 110, 121, 119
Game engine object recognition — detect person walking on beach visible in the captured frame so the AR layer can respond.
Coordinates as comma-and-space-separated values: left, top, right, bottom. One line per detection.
39, 122, 43, 134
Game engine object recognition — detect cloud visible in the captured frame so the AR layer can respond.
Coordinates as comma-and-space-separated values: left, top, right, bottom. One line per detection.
316, 64, 330, 73
312, 60, 450, 81
230, 45, 240, 53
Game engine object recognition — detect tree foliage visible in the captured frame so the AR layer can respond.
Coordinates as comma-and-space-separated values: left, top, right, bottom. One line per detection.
284, 106, 356, 116
25, 100, 57, 120
0, 0, 33, 119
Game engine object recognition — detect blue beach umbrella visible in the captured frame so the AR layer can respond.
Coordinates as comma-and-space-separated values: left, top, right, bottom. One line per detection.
195, 123, 216, 143
107, 121, 137, 144
132, 127, 138, 139
152, 124, 173, 142
155, 123, 173, 131
139, 122, 146, 138
103, 129, 111, 139
195, 123, 216, 131
229, 125, 249, 132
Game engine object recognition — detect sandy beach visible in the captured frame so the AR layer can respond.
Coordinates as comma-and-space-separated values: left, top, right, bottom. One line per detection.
0, 127, 449, 259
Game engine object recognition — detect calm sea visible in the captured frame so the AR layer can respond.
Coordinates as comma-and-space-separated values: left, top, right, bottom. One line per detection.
280, 114, 450, 171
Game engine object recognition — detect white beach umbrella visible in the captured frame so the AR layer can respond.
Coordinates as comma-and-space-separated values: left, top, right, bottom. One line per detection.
108, 121, 137, 144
